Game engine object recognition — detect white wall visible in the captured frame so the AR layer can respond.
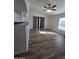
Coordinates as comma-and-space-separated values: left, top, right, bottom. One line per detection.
29, 10, 48, 29
47, 13, 65, 35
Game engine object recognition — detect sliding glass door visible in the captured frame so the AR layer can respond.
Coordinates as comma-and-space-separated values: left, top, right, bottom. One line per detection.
33, 16, 45, 30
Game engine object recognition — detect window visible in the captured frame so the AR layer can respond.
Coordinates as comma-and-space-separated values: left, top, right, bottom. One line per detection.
58, 17, 65, 31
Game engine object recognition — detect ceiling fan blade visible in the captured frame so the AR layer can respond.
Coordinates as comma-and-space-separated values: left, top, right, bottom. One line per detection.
52, 5, 56, 8
51, 9, 56, 11
44, 6, 47, 8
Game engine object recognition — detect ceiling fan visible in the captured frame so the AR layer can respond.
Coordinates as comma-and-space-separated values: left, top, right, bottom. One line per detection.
42, 0, 56, 12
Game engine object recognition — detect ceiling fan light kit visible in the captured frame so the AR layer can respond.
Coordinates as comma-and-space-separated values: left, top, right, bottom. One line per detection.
46, 9, 52, 12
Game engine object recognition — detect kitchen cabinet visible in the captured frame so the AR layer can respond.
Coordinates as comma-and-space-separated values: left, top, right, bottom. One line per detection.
14, 22, 29, 55
14, 0, 27, 22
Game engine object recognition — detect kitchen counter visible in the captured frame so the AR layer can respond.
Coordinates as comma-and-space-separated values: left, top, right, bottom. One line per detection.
14, 22, 29, 25
14, 22, 25, 24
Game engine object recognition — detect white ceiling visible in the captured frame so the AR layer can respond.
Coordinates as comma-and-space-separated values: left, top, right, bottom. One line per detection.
27, 0, 65, 16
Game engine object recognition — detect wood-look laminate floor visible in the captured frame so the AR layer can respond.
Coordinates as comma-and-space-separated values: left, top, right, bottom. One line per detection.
15, 30, 65, 59
27, 30, 65, 59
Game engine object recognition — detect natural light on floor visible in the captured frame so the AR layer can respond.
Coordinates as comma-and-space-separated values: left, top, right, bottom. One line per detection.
39, 31, 57, 35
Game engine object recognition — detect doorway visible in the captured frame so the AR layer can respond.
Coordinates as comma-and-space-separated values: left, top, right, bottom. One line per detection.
33, 16, 45, 30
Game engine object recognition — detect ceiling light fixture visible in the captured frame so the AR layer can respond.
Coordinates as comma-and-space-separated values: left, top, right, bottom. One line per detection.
46, 9, 52, 12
